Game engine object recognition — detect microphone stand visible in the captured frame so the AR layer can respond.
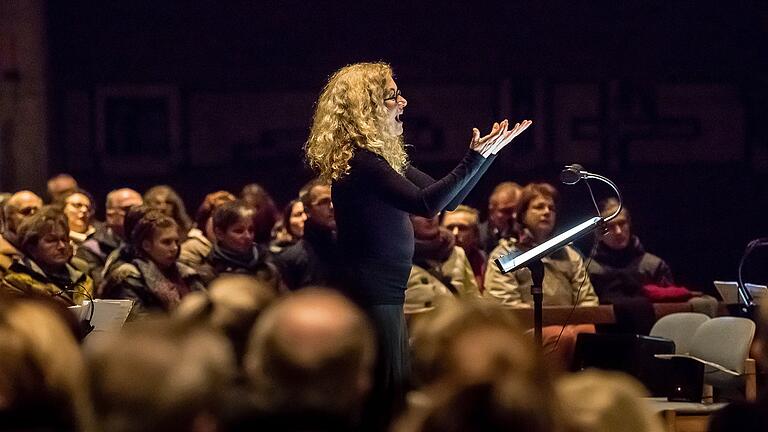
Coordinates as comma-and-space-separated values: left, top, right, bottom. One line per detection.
494, 166, 622, 346
735, 239, 764, 317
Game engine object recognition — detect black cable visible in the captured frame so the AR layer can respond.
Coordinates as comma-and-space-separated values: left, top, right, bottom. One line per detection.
548, 179, 602, 355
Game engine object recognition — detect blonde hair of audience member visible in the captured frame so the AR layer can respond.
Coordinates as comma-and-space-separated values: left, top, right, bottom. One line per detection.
88, 319, 235, 432
244, 288, 376, 418
305, 62, 407, 182
0, 298, 95, 431
174, 274, 278, 363
555, 370, 664, 432
399, 297, 563, 432
442, 205, 481, 249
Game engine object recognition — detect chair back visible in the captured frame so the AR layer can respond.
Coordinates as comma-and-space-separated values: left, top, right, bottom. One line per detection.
689, 317, 755, 388
649, 312, 710, 354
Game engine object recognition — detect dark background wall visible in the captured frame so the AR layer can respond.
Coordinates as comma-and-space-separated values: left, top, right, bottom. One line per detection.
44, 0, 768, 292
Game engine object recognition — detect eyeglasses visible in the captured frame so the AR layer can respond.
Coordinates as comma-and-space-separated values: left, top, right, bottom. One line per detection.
384, 88, 402, 103
17, 207, 39, 217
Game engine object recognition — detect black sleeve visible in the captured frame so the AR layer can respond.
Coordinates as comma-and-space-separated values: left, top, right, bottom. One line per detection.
356, 150, 486, 217
405, 165, 436, 188
444, 153, 498, 211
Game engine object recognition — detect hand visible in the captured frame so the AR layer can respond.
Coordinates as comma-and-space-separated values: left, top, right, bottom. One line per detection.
470, 119, 533, 157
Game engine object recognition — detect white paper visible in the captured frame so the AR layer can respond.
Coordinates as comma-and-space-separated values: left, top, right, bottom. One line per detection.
713, 281, 767, 305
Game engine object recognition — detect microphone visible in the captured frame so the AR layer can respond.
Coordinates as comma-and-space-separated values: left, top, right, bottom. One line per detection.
560, 164, 586, 185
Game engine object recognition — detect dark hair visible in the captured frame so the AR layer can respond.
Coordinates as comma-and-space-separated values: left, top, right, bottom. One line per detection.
143, 185, 192, 233
212, 200, 254, 233
281, 200, 303, 238
60, 188, 97, 219
298, 178, 329, 209
130, 210, 178, 258
123, 205, 153, 244
194, 191, 236, 229
599, 197, 629, 223
240, 183, 278, 244
17, 206, 69, 254
514, 183, 559, 228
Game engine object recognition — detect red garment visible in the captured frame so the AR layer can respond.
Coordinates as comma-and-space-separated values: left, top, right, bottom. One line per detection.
642, 284, 693, 302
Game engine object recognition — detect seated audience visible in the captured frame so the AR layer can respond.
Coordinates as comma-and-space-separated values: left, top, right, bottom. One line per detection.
398, 298, 560, 432
73, 188, 143, 287
179, 190, 236, 269
240, 183, 279, 244
144, 185, 193, 235
46, 173, 78, 204
479, 181, 522, 253
101, 210, 204, 317
589, 198, 718, 318
0, 190, 43, 276
99, 204, 152, 288
243, 288, 376, 431
197, 200, 282, 291
442, 205, 487, 291
61, 189, 97, 251
87, 319, 235, 432
274, 180, 342, 291
0, 297, 95, 431
1, 207, 93, 306
405, 214, 479, 314
269, 199, 306, 253
484, 183, 598, 368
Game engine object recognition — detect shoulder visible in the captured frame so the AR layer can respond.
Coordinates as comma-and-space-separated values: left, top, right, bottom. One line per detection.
110, 262, 142, 284
488, 238, 518, 260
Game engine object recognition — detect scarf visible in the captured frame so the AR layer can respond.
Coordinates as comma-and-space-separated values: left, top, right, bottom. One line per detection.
211, 243, 263, 272
133, 259, 189, 310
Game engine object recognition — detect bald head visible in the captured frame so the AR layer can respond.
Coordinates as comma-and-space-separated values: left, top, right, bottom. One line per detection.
488, 182, 522, 231
246, 288, 375, 416
105, 188, 143, 238
3, 191, 43, 234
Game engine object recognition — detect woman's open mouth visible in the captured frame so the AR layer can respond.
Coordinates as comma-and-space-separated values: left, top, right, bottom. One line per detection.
396, 112, 403, 123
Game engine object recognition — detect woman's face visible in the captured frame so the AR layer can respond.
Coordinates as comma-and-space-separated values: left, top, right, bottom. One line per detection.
147, 193, 174, 217
216, 214, 255, 254
384, 75, 407, 136
289, 202, 307, 238
31, 226, 72, 270
142, 225, 180, 270
63, 193, 91, 233
523, 195, 556, 242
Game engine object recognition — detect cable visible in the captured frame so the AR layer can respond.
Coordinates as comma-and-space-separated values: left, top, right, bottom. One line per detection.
547, 179, 603, 355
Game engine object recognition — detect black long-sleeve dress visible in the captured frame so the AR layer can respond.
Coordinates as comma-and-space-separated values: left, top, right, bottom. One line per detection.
332, 148, 494, 305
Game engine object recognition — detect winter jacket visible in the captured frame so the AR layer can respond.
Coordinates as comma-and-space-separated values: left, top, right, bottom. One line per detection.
484, 238, 598, 308
405, 245, 480, 314
1, 257, 94, 306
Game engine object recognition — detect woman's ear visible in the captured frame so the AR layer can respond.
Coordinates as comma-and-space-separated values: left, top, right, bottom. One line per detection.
141, 239, 152, 255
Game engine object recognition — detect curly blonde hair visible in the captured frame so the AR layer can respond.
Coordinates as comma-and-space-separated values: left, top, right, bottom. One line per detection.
305, 62, 407, 182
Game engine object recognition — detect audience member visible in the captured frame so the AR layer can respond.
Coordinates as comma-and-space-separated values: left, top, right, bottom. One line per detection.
0, 298, 95, 431
0, 190, 43, 275
240, 183, 279, 244
61, 189, 97, 251
1, 207, 93, 306
274, 180, 342, 291
441, 205, 486, 291
399, 298, 561, 432
197, 200, 282, 292
99, 204, 152, 288
179, 190, 236, 269
46, 173, 78, 204
405, 214, 479, 314
88, 319, 235, 432
479, 181, 521, 252
243, 288, 376, 430
269, 199, 306, 254
556, 370, 664, 432
73, 188, 143, 287
144, 185, 193, 235
484, 183, 598, 368
101, 210, 204, 317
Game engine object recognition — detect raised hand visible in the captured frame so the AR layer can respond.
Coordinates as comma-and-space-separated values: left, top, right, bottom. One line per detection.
470, 119, 533, 157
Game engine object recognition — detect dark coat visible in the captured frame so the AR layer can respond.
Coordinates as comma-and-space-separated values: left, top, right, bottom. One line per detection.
198, 243, 283, 293
274, 221, 343, 291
